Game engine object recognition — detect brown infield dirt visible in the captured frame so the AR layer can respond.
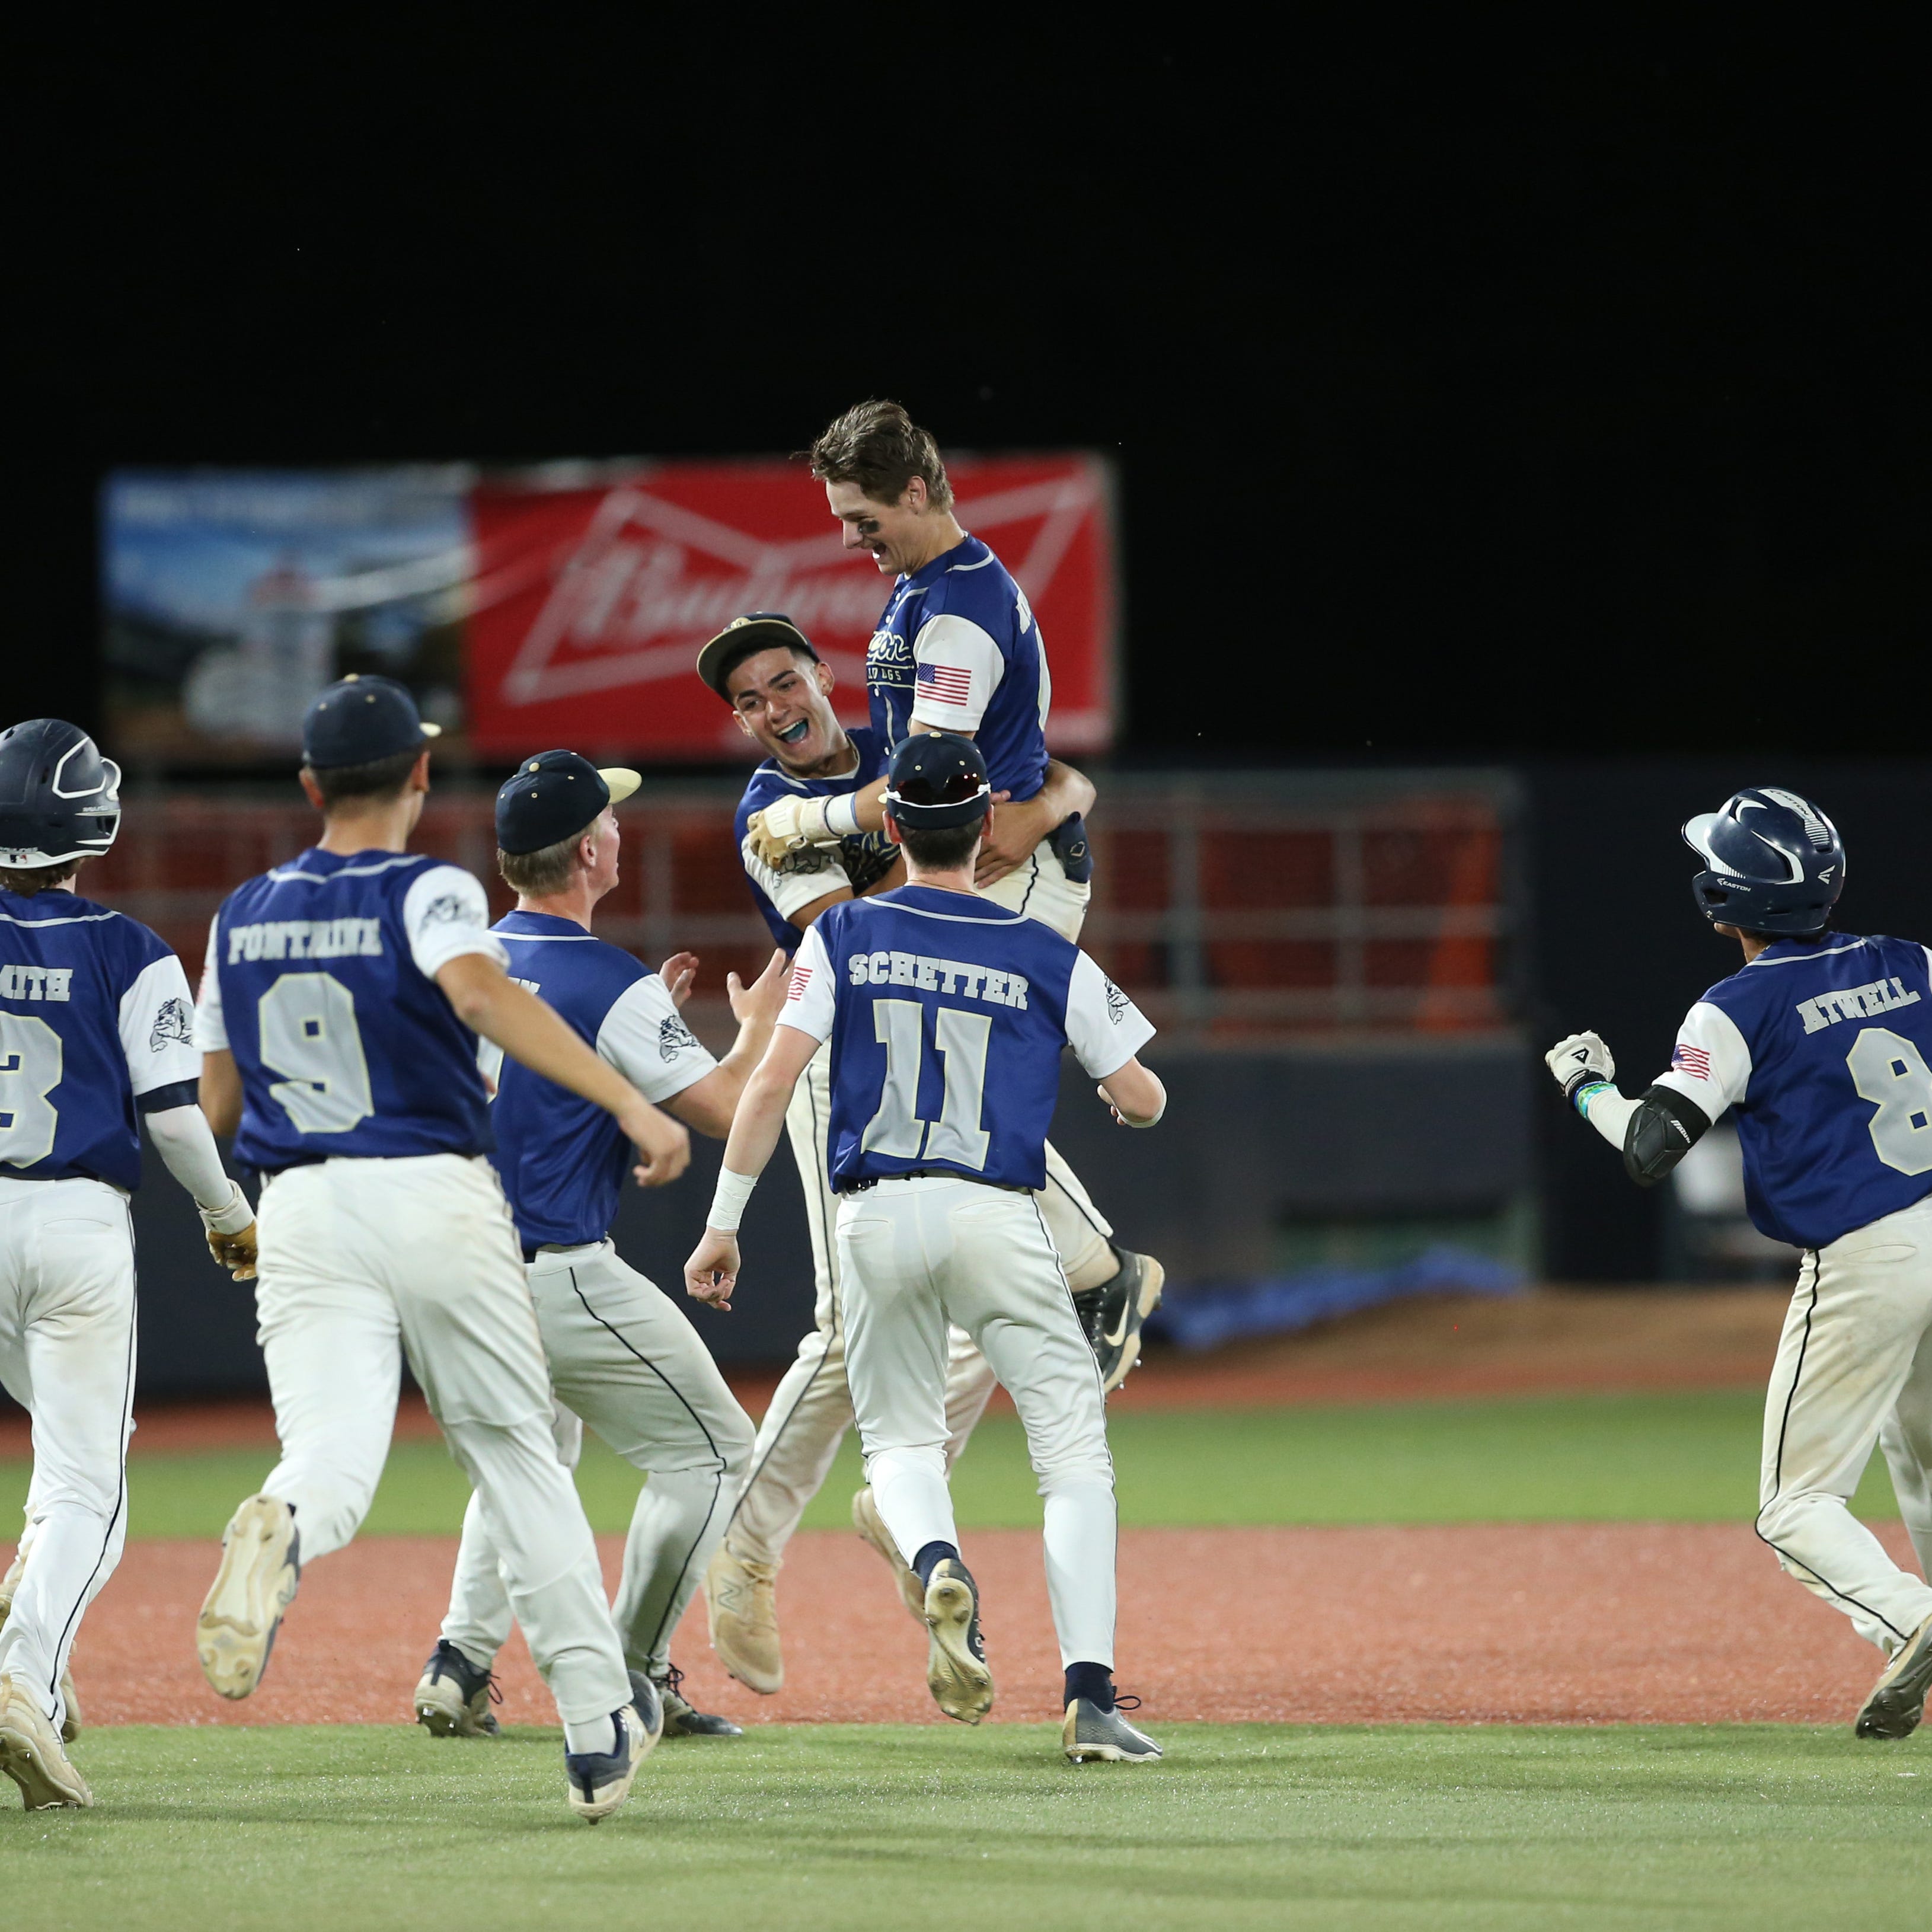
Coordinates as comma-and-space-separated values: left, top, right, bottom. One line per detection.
11, 1287, 1916, 1730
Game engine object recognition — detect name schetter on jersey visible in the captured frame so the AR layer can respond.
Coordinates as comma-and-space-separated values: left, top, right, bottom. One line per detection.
1797, 976, 1922, 1034
844, 948, 1031, 1008
225, 917, 384, 962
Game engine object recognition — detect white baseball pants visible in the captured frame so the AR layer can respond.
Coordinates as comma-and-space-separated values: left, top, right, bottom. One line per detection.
723, 1040, 1116, 1568
0, 1177, 136, 1730
251, 1154, 630, 1723
838, 1174, 1117, 1669
1757, 1192, 1932, 1656
440, 1239, 753, 1678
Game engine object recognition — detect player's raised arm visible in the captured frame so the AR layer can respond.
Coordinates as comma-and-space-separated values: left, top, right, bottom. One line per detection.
640, 947, 790, 1141
977, 758, 1095, 889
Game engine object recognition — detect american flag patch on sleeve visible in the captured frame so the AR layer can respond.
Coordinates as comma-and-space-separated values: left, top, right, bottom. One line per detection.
915, 660, 973, 707
1671, 1042, 1711, 1080
786, 962, 813, 1001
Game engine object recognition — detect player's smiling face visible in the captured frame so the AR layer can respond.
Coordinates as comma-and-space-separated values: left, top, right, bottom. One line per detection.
726, 647, 848, 772
827, 479, 929, 576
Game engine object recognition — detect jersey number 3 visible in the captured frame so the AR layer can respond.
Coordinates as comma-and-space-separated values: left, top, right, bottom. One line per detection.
1848, 1027, 1932, 1177
861, 999, 992, 1170
258, 972, 376, 1133
0, 1014, 62, 1168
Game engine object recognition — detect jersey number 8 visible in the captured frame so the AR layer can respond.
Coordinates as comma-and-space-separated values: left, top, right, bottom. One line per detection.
258, 972, 376, 1133
1847, 1027, 1932, 1177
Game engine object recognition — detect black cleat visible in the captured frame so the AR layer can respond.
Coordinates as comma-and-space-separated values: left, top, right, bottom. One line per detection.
633, 1663, 741, 1738
1856, 1611, 1932, 1741
1072, 1250, 1165, 1395
413, 1639, 501, 1738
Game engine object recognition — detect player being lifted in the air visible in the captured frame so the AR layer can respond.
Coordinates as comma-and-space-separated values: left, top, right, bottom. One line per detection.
0, 720, 256, 1810
194, 677, 684, 1823
1548, 787, 1932, 1741
695, 611, 1097, 1692
688, 733, 1165, 1764
409, 750, 787, 1742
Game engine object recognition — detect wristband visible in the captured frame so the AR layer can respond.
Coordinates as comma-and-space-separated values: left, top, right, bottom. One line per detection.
199, 1179, 255, 1236
1571, 1079, 1615, 1119
822, 793, 863, 839
707, 1167, 758, 1232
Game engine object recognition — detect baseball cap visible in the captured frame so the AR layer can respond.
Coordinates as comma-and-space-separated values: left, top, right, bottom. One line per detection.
696, 612, 818, 698
884, 732, 991, 829
301, 674, 442, 770
495, 749, 642, 855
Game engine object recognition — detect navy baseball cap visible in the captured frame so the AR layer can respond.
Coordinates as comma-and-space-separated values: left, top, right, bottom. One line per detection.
696, 612, 818, 698
884, 732, 991, 829
301, 675, 442, 770
496, 749, 642, 855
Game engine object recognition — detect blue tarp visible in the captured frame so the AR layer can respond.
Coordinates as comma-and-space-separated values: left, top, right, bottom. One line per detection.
1147, 1245, 1527, 1353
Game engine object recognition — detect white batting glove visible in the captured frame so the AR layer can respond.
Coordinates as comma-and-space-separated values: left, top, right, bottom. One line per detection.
1545, 1031, 1616, 1109
744, 796, 842, 868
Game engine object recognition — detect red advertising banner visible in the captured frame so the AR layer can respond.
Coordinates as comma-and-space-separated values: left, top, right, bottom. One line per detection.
462, 455, 1115, 760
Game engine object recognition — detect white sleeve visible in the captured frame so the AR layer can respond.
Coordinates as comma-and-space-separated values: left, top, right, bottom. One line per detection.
194, 912, 228, 1052
1650, 999, 1752, 1122
144, 1103, 237, 1212
119, 951, 202, 1100
742, 834, 854, 923
594, 975, 719, 1104
401, 864, 509, 979
1064, 951, 1156, 1080
777, 922, 837, 1043
909, 612, 1005, 732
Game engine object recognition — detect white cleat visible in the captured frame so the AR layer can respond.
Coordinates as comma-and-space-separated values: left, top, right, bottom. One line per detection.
1062, 1696, 1163, 1763
924, 1557, 994, 1725
197, 1493, 301, 1700
852, 1486, 927, 1623
0, 1672, 92, 1810
704, 1543, 783, 1695
565, 1700, 656, 1824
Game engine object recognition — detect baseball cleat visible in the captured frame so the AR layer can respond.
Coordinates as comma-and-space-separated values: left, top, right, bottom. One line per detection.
704, 1543, 783, 1695
1, 1540, 82, 1743
1062, 1695, 1163, 1764
0, 1672, 92, 1810
1073, 1250, 1165, 1395
923, 1556, 994, 1724
634, 1663, 740, 1738
414, 1639, 500, 1738
196, 1493, 301, 1700
565, 1698, 656, 1824
1854, 1611, 1932, 1741
852, 1485, 927, 1622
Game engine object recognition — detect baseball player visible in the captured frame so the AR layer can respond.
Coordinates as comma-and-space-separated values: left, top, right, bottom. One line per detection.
0, 720, 256, 1810
744, 403, 1164, 1387
1548, 786, 1932, 1741
687, 732, 1165, 1763
193, 677, 676, 1822
695, 612, 1119, 1694
410, 750, 788, 1742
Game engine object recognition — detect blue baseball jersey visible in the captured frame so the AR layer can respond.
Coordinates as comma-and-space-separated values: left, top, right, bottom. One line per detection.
1, 887, 202, 1192
196, 848, 507, 1173
781, 884, 1152, 1192
483, 912, 716, 1248
1655, 933, 1932, 1250
735, 726, 898, 953
865, 536, 1050, 801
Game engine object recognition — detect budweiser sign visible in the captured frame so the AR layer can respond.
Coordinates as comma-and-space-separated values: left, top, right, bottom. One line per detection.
463, 455, 1116, 759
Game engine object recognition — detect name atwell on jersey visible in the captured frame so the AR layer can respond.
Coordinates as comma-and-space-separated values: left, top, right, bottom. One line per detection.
1797, 976, 1921, 1034
841, 948, 1032, 1008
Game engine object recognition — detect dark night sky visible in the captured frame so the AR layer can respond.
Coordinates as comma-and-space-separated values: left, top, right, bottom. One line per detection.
21, 30, 1928, 760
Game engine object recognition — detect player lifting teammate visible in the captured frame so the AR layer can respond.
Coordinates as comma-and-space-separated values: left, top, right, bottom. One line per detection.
194, 678, 681, 1822
410, 750, 787, 1742
1548, 787, 1932, 1740
695, 611, 1101, 1692
1, 721, 256, 1810
688, 733, 1165, 1763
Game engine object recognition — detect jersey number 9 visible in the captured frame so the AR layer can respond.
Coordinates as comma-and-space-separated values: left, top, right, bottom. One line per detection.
258, 972, 376, 1133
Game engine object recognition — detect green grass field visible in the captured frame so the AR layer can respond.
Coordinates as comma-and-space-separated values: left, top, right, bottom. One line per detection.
6, 1723, 1927, 1930
1, 1389, 1902, 1539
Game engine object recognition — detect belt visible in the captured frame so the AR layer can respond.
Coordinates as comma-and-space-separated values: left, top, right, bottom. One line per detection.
836, 1170, 1030, 1196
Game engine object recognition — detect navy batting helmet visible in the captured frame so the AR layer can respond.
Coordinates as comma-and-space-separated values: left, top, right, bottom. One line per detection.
0, 719, 122, 868
1682, 787, 1843, 937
